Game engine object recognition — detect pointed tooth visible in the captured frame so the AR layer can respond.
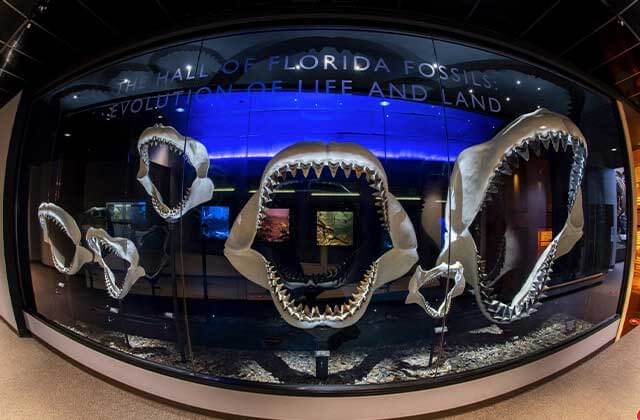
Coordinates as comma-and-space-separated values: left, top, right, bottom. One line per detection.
487, 183, 499, 194
551, 135, 560, 152
290, 165, 298, 177
301, 164, 311, 178
365, 168, 374, 182
312, 163, 323, 178
354, 165, 364, 178
304, 306, 311, 316
516, 145, 529, 161
328, 163, 339, 178
325, 305, 333, 315
311, 306, 320, 317
507, 153, 520, 168
342, 164, 352, 178
498, 162, 512, 175
530, 140, 541, 157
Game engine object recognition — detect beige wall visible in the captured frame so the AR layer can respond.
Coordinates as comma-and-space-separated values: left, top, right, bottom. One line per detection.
0, 93, 21, 330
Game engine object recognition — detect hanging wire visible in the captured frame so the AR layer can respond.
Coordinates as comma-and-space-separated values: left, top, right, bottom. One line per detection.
177, 40, 206, 369
430, 38, 455, 375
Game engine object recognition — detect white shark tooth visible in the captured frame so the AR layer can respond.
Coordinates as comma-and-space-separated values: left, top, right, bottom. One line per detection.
325, 305, 333, 315
312, 163, 323, 178
301, 163, 311, 178
328, 162, 339, 177
311, 306, 320, 317
365, 168, 375, 182
341, 163, 352, 178
354, 165, 364, 178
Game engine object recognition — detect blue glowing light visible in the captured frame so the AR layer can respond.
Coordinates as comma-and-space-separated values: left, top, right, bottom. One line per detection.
177, 91, 502, 162
175, 107, 186, 113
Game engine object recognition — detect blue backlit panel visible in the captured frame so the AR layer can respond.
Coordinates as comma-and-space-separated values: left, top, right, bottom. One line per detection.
186, 92, 502, 162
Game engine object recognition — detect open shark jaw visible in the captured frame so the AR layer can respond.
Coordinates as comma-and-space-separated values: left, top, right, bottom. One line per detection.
137, 125, 213, 221
37, 202, 92, 275
472, 129, 586, 322
85, 228, 145, 300
257, 160, 391, 326
225, 141, 419, 329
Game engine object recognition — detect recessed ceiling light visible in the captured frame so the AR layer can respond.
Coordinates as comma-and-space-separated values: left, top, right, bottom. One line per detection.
63, 132, 71, 137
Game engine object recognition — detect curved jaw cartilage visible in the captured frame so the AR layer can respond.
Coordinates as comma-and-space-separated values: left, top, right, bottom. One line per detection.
444, 108, 588, 324
85, 228, 146, 300
37, 202, 93, 275
406, 262, 466, 318
136, 124, 214, 221
225, 142, 419, 329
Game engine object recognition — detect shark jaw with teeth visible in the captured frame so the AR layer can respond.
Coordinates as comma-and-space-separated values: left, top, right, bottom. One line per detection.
37, 202, 93, 275
434, 108, 587, 324
225, 141, 418, 329
85, 228, 146, 300
136, 124, 214, 221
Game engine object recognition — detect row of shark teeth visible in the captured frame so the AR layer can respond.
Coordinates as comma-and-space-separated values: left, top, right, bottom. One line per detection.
39, 215, 73, 273
474, 130, 584, 324
150, 186, 191, 219
265, 260, 378, 322
257, 160, 389, 229
89, 237, 127, 298
481, 131, 587, 212
139, 136, 192, 166
275, 255, 354, 288
477, 239, 557, 323
480, 235, 507, 289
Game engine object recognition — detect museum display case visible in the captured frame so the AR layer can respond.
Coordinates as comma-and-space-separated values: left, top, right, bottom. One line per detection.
7, 26, 631, 403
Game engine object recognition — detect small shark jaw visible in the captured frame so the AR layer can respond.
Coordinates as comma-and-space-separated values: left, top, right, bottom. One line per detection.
85, 228, 146, 300
136, 124, 214, 221
437, 108, 588, 323
405, 262, 466, 319
224, 141, 418, 329
37, 202, 93, 275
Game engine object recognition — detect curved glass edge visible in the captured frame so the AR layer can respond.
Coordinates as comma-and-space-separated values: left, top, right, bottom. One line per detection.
22, 309, 619, 396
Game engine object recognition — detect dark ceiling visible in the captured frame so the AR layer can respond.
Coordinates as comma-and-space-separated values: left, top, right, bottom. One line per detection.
2, 0, 640, 110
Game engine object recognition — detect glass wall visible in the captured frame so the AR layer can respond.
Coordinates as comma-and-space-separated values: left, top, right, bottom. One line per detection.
18, 28, 628, 390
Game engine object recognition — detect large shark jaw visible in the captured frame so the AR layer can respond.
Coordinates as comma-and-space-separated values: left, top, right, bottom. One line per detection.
85, 227, 146, 300
37, 202, 93, 275
136, 124, 214, 221
225, 141, 418, 329
436, 108, 587, 323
